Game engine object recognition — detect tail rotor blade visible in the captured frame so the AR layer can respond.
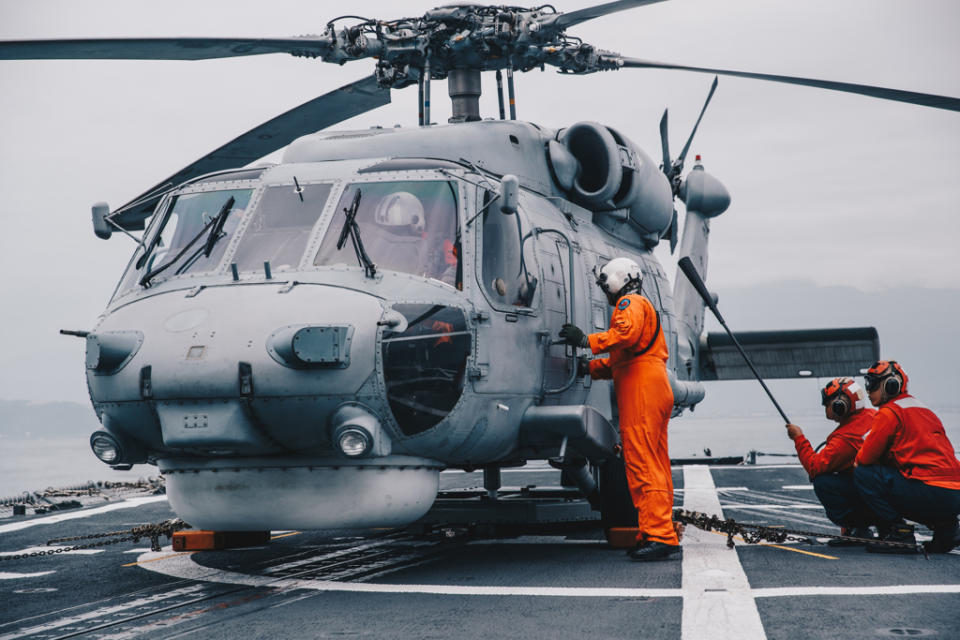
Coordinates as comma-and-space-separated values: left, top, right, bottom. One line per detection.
659, 109, 671, 176
677, 75, 719, 168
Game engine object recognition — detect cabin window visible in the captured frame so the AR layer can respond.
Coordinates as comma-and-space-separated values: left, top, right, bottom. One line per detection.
232, 182, 333, 272
120, 188, 253, 290
314, 180, 460, 288
381, 304, 471, 436
479, 191, 537, 307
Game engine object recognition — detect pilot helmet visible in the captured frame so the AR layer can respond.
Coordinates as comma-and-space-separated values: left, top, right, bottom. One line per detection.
373, 191, 425, 235
596, 257, 642, 300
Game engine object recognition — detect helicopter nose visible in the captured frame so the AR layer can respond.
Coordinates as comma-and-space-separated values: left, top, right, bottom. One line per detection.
87, 284, 385, 455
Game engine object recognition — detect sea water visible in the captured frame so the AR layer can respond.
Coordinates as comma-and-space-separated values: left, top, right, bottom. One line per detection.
1, 411, 958, 498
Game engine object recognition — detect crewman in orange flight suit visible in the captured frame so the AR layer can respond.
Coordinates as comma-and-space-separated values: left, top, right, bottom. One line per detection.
558, 257, 678, 561
785, 377, 877, 545
854, 360, 960, 554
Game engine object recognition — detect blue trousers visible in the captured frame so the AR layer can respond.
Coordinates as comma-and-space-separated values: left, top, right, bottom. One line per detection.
854, 464, 960, 527
812, 473, 879, 528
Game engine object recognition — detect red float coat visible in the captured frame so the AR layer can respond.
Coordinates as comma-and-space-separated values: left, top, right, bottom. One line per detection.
856, 394, 960, 490
588, 293, 677, 545
793, 409, 876, 481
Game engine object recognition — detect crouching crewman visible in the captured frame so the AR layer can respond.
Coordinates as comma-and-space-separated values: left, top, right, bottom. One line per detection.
786, 377, 877, 545
853, 361, 960, 554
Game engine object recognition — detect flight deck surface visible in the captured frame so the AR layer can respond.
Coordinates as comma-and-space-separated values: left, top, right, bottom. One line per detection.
1, 464, 958, 640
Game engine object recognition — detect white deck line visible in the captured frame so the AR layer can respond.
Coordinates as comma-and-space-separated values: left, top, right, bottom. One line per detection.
718, 504, 824, 510
754, 585, 960, 597
681, 465, 766, 640
0, 496, 168, 534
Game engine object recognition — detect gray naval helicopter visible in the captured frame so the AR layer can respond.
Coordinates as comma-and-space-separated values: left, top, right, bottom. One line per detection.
4, 1, 959, 534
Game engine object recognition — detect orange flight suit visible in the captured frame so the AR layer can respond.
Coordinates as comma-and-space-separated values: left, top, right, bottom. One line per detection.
588, 293, 677, 546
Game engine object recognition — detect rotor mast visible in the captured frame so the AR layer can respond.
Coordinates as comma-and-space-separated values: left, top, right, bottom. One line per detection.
447, 69, 483, 123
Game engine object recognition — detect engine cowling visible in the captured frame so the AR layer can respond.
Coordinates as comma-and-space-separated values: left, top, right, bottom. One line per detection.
550, 122, 674, 238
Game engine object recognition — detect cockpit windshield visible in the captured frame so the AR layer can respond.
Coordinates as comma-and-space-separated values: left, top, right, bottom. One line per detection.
314, 181, 460, 288
232, 182, 332, 272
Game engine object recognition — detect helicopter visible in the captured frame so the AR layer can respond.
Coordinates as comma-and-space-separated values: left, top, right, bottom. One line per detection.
2, 1, 958, 533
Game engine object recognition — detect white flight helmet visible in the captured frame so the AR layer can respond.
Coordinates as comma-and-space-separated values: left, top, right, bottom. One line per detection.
596, 257, 642, 299
373, 192, 425, 234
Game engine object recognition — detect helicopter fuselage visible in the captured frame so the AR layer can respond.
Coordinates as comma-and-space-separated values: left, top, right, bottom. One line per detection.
86, 119, 707, 530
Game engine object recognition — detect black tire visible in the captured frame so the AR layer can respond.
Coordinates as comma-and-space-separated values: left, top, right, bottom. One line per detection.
599, 456, 638, 541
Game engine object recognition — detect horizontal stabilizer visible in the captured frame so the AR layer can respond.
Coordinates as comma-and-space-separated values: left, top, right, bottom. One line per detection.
699, 327, 879, 381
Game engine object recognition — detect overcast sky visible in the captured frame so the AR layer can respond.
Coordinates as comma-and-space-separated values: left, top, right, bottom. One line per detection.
1, 0, 958, 405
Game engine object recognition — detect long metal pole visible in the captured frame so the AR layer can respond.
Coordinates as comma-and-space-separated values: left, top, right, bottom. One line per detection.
496, 69, 506, 120
506, 66, 516, 120
678, 256, 791, 424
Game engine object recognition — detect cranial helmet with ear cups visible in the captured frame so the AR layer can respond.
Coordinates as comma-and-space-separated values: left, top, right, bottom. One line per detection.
864, 360, 908, 398
821, 377, 866, 419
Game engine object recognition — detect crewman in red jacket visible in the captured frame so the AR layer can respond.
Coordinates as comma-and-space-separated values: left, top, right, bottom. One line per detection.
558, 257, 677, 561
785, 377, 877, 545
854, 360, 960, 554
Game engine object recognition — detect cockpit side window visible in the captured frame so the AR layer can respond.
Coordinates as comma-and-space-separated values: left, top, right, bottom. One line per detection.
479, 191, 537, 308
117, 188, 252, 293
232, 182, 333, 272
314, 180, 461, 288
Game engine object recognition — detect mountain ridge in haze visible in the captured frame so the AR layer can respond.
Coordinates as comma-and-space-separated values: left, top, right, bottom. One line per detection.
0, 282, 956, 433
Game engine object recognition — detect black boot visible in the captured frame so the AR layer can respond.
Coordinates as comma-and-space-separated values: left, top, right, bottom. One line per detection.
827, 526, 875, 547
625, 540, 648, 556
628, 541, 680, 562
925, 518, 960, 554
866, 521, 919, 554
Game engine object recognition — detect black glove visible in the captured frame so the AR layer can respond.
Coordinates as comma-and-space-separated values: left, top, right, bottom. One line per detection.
577, 355, 591, 377
559, 323, 589, 348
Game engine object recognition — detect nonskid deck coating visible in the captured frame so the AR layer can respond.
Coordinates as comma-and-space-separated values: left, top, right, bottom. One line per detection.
0, 464, 957, 639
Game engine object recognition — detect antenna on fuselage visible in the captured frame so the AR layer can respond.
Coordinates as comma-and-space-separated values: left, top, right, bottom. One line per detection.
496, 70, 506, 119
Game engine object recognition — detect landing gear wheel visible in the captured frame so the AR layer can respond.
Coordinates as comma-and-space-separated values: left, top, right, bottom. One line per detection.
599, 456, 638, 545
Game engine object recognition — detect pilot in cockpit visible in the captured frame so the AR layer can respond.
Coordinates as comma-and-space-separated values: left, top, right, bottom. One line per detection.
372, 191, 457, 287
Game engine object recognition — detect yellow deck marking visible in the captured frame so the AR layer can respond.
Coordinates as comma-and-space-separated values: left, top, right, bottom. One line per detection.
710, 531, 837, 560
757, 543, 837, 560
123, 552, 193, 567
270, 532, 301, 540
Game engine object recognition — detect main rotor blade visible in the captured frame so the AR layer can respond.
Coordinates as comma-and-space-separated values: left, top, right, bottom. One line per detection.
677, 75, 718, 168
112, 75, 390, 228
0, 37, 331, 61
551, 0, 667, 30
618, 57, 960, 112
